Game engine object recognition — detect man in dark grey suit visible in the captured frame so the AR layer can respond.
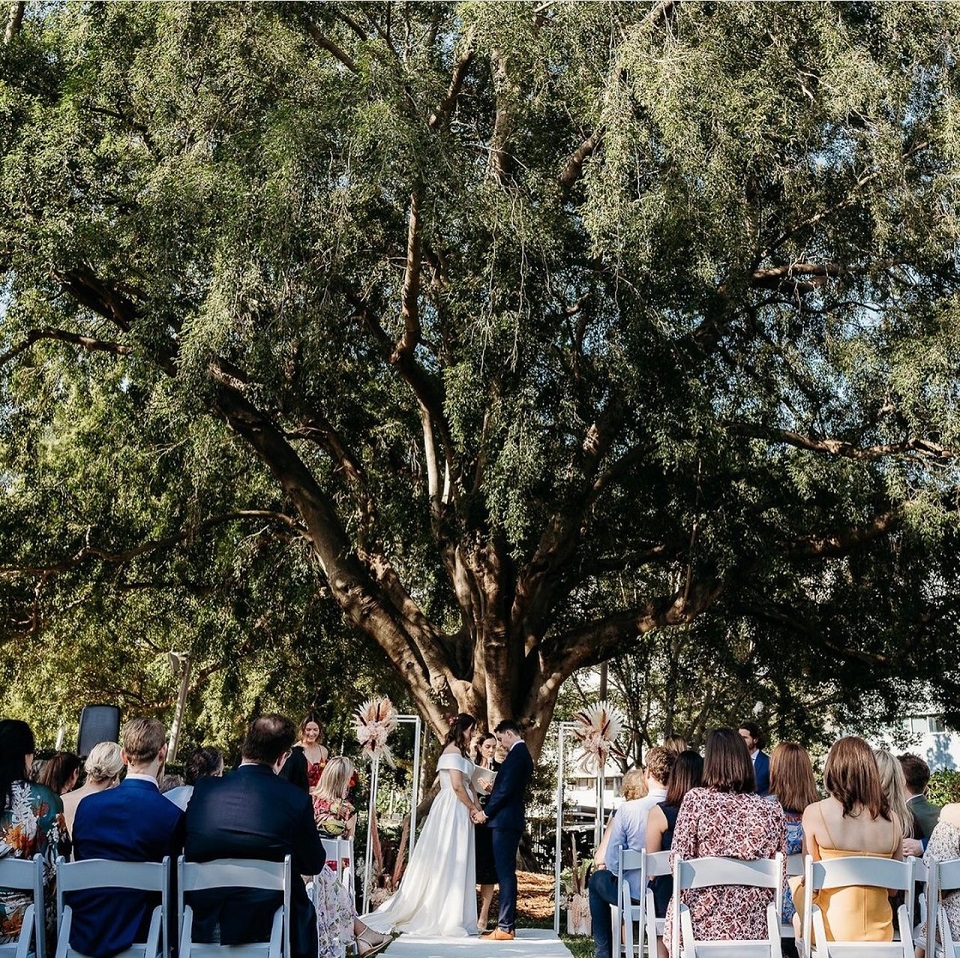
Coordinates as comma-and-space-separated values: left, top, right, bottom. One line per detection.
900, 753, 941, 854
184, 715, 326, 958
473, 719, 534, 942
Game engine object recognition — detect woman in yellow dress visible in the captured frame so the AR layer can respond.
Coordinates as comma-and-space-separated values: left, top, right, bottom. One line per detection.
792, 736, 903, 943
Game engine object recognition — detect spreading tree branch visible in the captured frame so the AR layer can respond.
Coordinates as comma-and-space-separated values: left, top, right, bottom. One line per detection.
3, 1, 24, 44
0, 511, 304, 579
392, 190, 422, 363
428, 41, 474, 131
0, 327, 133, 367
788, 510, 900, 559
728, 423, 959, 462
305, 22, 359, 73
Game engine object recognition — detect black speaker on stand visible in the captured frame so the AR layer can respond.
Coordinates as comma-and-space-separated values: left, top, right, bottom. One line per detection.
77, 705, 121, 756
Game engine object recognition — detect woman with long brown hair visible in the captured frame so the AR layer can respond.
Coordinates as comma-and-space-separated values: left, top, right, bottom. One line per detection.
768, 743, 819, 928
792, 736, 903, 944
663, 728, 785, 952
365, 713, 484, 938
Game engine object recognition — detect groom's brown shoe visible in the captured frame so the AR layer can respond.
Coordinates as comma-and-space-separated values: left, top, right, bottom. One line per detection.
481, 929, 515, 941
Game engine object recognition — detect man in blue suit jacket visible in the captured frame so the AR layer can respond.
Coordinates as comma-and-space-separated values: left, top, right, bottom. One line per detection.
739, 721, 770, 797
183, 714, 327, 958
71, 718, 185, 958
474, 719, 534, 941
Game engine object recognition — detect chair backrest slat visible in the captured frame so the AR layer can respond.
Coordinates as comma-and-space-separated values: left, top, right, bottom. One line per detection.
938, 858, 960, 894
810, 856, 912, 893
179, 858, 287, 892
617, 847, 643, 874
56, 859, 166, 893
677, 855, 781, 890
646, 851, 671, 878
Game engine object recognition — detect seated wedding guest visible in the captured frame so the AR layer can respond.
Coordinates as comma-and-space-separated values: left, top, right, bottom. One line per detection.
159, 773, 183, 793
766, 743, 819, 930
594, 767, 646, 872
588, 746, 675, 958
792, 736, 902, 944
664, 735, 688, 755
164, 747, 223, 811
646, 749, 703, 958
664, 728, 785, 953
0, 719, 69, 947
185, 714, 327, 958
920, 802, 960, 955
876, 749, 914, 841
35, 751, 82, 796
899, 753, 940, 856
61, 741, 123, 840
310, 757, 390, 958
280, 711, 328, 792
738, 721, 770, 796
71, 718, 185, 958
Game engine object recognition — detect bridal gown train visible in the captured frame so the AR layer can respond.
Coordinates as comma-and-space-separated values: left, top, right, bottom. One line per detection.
363, 752, 478, 937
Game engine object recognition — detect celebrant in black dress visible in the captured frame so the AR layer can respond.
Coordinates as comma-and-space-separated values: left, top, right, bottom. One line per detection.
473, 733, 500, 932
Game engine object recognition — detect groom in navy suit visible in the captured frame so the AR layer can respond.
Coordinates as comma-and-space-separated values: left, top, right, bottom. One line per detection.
474, 719, 534, 941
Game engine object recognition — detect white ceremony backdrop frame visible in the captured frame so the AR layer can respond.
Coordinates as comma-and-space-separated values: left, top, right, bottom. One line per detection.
553, 720, 577, 935
361, 713, 423, 915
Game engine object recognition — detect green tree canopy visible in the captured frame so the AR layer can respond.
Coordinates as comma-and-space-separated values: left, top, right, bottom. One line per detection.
2, 1, 959, 756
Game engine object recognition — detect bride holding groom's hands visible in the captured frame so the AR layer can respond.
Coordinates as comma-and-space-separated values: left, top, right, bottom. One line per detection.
362, 714, 483, 938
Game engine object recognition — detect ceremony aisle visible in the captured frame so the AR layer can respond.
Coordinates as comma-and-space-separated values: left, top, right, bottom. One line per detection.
380, 928, 574, 958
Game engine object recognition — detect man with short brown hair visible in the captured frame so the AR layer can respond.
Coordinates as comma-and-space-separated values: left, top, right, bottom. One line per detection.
899, 752, 941, 856
71, 717, 184, 958
184, 714, 326, 958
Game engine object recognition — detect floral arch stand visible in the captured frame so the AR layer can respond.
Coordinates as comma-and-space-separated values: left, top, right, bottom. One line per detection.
355, 698, 423, 916
553, 704, 626, 934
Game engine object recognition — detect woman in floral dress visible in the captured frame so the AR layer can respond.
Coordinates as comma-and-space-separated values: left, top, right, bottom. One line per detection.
0, 719, 70, 944
664, 728, 786, 954
921, 803, 960, 953
311, 757, 389, 958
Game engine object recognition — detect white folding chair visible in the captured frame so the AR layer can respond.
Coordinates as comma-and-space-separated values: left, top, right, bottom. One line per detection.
640, 851, 671, 958
0, 854, 45, 958
781, 853, 804, 942
910, 857, 929, 953
800, 854, 914, 958
612, 848, 644, 958
55, 857, 170, 958
320, 838, 353, 890
671, 854, 783, 958
927, 857, 960, 958
177, 856, 291, 958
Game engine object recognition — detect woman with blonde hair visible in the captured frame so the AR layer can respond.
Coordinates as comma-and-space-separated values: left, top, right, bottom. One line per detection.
312, 756, 357, 838
792, 736, 902, 944
874, 749, 913, 840
593, 766, 647, 871
61, 742, 123, 840
310, 756, 390, 958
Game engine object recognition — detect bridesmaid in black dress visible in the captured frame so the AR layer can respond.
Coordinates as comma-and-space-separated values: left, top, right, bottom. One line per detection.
473, 733, 500, 932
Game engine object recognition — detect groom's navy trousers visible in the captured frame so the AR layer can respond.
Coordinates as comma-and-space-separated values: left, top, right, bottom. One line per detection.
483, 741, 534, 932
492, 827, 523, 931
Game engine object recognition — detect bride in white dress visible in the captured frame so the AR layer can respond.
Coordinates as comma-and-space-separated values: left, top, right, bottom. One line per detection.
363, 714, 483, 937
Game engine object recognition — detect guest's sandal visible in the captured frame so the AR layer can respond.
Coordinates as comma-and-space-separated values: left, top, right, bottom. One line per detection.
355, 928, 391, 957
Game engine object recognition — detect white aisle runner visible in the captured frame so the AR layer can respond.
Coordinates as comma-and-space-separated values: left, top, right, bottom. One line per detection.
381, 928, 574, 958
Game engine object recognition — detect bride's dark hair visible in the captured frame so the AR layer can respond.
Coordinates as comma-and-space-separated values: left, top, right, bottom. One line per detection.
444, 714, 476, 755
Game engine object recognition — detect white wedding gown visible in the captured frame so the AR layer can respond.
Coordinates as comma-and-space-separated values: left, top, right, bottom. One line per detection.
363, 752, 478, 936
